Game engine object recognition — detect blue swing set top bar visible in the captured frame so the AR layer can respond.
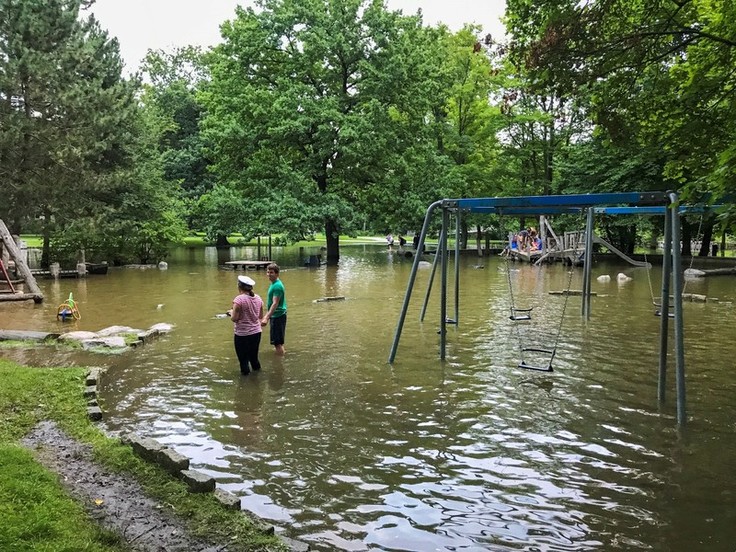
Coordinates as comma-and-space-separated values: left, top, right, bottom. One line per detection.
447, 192, 669, 215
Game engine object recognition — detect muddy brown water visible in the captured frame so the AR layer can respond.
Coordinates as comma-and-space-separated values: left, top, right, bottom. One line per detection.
3, 245, 736, 551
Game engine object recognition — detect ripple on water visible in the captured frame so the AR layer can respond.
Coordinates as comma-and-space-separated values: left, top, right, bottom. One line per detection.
88, 255, 736, 551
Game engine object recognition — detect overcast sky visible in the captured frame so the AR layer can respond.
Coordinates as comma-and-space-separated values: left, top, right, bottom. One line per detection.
88, 0, 507, 72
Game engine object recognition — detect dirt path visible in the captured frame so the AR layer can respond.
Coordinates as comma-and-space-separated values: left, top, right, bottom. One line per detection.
22, 420, 230, 552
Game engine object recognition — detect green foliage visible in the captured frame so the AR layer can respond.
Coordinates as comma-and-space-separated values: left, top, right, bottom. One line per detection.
0, 0, 140, 233
200, 0, 478, 262
141, 48, 215, 213
0, 0, 188, 265
505, 0, 736, 213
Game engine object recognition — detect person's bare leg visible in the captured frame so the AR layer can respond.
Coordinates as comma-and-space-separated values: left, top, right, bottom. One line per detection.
275, 344, 285, 355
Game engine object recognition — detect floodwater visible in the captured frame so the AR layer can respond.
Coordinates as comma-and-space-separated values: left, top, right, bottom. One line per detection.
2, 245, 736, 551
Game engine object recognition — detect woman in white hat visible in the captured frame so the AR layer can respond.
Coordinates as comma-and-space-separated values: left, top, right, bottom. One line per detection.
229, 275, 264, 375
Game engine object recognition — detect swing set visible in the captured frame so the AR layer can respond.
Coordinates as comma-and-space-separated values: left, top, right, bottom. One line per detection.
645, 215, 704, 318
389, 191, 693, 426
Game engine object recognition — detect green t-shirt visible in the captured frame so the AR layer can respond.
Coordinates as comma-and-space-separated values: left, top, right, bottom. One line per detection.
267, 278, 287, 318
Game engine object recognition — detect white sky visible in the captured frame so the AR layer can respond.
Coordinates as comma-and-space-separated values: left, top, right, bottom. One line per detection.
88, 0, 507, 72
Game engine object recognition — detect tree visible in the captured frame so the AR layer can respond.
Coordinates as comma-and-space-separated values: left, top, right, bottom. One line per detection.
141, 47, 215, 227
504, 0, 736, 212
200, 0, 456, 264
0, 0, 141, 264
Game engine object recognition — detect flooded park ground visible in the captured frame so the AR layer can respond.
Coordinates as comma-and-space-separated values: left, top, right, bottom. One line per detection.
2, 244, 736, 551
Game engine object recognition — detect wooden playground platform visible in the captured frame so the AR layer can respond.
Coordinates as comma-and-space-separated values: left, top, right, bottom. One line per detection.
224, 260, 272, 270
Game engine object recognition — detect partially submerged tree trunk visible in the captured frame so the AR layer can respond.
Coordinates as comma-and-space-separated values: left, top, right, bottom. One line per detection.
325, 218, 339, 266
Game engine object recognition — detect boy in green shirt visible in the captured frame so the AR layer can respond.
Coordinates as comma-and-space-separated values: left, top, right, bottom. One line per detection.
261, 263, 287, 355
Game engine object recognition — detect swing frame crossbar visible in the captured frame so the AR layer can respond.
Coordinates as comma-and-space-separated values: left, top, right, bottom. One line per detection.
389, 191, 695, 426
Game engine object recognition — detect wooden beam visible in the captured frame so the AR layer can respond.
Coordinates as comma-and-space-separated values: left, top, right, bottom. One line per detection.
0, 218, 43, 301
0, 293, 43, 303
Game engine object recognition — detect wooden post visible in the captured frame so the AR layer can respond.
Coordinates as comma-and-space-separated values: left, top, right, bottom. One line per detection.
76, 248, 87, 277
0, 218, 43, 301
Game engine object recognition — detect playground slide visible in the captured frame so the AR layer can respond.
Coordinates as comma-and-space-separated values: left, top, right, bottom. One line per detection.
593, 235, 651, 268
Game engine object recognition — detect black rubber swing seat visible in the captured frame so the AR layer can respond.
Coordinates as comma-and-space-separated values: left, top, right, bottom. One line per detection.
510, 307, 533, 321
518, 362, 554, 372
519, 347, 555, 372
653, 303, 675, 318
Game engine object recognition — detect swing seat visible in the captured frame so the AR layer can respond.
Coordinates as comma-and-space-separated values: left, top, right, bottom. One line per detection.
653, 302, 675, 318
519, 347, 555, 372
509, 307, 533, 321
518, 361, 554, 372
654, 310, 675, 318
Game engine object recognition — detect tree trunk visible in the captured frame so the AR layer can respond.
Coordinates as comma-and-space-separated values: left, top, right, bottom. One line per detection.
681, 222, 692, 256
41, 207, 51, 268
698, 218, 714, 257
325, 218, 339, 266
215, 234, 229, 248
460, 220, 468, 249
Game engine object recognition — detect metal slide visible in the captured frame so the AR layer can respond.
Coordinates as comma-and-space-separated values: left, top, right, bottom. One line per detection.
592, 235, 651, 268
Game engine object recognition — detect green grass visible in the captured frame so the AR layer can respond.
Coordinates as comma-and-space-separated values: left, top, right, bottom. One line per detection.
181, 232, 394, 247
0, 359, 286, 551
18, 235, 43, 248
0, 445, 125, 552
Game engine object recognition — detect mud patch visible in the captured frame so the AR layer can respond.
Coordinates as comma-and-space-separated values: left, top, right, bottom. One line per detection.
22, 420, 229, 552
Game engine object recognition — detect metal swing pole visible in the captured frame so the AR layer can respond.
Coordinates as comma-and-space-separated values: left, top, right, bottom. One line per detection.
454, 208, 461, 325
582, 208, 595, 319
669, 192, 687, 425
658, 205, 673, 402
389, 200, 441, 363
439, 206, 450, 360
420, 227, 443, 322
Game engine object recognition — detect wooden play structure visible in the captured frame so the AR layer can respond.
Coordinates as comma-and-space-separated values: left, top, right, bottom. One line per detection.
506, 215, 650, 268
0, 218, 43, 303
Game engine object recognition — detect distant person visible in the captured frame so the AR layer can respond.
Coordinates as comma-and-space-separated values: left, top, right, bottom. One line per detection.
518, 228, 529, 249
398, 235, 407, 248
413, 233, 420, 251
386, 233, 394, 249
229, 275, 263, 375
261, 263, 287, 355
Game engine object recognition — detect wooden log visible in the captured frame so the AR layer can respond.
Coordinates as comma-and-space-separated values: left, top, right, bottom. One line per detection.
0, 330, 59, 341
0, 293, 43, 303
685, 267, 736, 277
0, 219, 43, 300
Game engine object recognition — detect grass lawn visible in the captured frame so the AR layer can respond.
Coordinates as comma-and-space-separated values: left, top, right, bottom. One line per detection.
0, 358, 286, 551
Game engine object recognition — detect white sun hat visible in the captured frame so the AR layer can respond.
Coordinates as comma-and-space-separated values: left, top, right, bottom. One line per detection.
237, 275, 255, 286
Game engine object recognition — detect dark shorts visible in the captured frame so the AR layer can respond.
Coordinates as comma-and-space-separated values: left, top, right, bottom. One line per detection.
270, 314, 286, 346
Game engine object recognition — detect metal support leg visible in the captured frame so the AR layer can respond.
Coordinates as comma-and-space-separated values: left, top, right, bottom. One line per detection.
658, 207, 672, 402
439, 207, 449, 360
389, 201, 440, 363
583, 208, 594, 319
454, 209, 461, 325
669, 192, 686, 425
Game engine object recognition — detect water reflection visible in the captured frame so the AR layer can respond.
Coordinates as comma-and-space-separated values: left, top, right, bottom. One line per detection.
2, 247, 736, 550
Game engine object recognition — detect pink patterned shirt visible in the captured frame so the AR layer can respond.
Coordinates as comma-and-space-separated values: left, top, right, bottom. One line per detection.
232, 293, 263, 336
